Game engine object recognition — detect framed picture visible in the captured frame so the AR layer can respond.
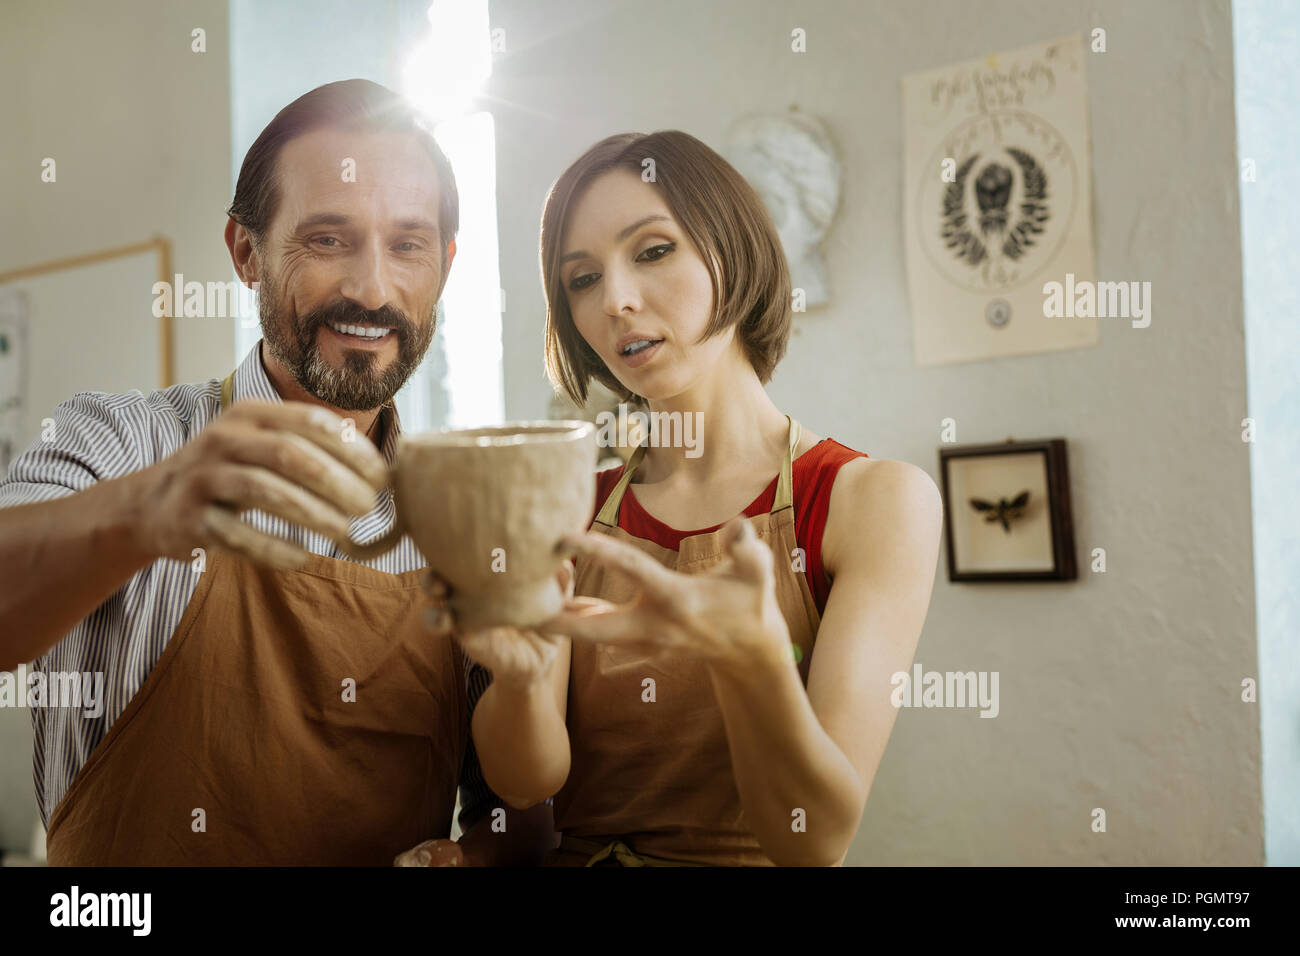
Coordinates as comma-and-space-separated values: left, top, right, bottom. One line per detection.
938, 438, 1077, 582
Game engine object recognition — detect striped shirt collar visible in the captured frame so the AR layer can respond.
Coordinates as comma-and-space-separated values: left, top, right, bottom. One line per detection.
233, 340, 404, 465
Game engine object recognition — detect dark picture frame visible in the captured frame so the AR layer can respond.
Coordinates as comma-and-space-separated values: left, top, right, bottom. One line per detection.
938, 438, 1077, 582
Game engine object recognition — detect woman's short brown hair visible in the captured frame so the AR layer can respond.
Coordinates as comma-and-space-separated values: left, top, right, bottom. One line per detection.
540, 130, 791, 407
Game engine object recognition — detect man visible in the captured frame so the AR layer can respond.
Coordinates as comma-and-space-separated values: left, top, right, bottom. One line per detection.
0, 79, 548, 865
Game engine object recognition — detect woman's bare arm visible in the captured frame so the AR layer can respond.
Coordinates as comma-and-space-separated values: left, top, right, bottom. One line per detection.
468, 636, 572, 809
711, 459, 942, 864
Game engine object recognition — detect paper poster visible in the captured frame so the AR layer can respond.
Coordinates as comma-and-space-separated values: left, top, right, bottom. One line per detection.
902, 34, 1097, 366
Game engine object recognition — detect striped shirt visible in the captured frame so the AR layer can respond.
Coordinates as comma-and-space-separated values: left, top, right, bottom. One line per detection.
0, 340, 496, 832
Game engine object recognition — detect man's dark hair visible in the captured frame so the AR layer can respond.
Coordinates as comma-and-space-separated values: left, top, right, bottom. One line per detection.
227, 79, 459, 256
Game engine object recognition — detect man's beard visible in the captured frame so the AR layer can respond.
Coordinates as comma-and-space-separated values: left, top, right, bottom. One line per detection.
258, 268, 436, 412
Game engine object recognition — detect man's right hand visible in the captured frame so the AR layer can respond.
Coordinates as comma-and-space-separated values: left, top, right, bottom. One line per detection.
129, 399, 390, 569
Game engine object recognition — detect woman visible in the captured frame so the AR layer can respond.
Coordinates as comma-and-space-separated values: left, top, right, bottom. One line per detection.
457, 130, 942, 867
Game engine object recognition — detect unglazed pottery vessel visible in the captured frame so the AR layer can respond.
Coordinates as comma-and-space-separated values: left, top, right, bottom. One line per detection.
336, 420, 597, 631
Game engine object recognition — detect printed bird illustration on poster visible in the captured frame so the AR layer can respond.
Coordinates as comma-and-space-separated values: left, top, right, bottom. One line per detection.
902, 34, 1098, 366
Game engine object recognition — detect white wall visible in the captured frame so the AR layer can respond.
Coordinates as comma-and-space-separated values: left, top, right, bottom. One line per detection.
0, 0, 233, 388
1234, 0, 1300, 866
0, 0, 232, 856
487, 0, 1263, 864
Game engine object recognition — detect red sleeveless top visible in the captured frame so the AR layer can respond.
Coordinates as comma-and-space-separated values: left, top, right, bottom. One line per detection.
589, 439, 868, 615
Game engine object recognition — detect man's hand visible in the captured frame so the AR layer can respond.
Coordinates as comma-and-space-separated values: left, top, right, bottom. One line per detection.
394, 838, 465, 867
393, 803, 560, 867
128, 399, 389, 569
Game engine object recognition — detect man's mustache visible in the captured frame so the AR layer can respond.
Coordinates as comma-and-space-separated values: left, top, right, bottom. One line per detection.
298, 302, 414, 343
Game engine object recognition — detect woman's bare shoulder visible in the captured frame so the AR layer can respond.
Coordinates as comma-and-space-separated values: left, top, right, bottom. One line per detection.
827, 456, 941, 512
821, 457, 943, 574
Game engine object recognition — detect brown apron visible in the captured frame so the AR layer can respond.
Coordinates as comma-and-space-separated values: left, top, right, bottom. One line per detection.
44, 372, 466, 866
548, 416, 821, 866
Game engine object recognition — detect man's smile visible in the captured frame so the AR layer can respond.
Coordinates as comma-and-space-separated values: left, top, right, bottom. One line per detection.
322, 321, 396, 344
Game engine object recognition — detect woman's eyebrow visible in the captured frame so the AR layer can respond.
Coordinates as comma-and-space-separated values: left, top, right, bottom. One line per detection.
560, 214, 672, 263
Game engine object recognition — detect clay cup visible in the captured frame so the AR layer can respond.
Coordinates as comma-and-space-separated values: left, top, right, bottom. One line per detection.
336, 420, 597, 631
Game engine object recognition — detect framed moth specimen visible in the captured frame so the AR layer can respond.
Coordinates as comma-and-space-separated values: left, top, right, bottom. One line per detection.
938, 438, 1077, 582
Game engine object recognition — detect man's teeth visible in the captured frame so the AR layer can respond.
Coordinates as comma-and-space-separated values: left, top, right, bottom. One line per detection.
622, 339, 659, 355
329, 322, 392, 339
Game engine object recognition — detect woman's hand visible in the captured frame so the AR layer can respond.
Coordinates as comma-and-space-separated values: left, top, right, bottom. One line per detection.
422, 561, 574, 687
539, 518, 794, 676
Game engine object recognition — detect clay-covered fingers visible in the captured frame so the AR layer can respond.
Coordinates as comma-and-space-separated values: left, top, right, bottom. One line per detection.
209, 423, 380, 517
200, 462, 357, 544
222, 400, 390, 494
536, 595, 648, 644
555, 557, 576, 598
201, 505, 310, 570
421, 569, 450, 600
420, 571, 453, 633
558, 532, 674, 598
424, 604, 454, 635
455, 626, 560, 684
459, 625, 561, 655
394, 838, 464, 867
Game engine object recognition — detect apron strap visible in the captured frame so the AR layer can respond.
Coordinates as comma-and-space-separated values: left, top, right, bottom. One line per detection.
219, 371, 235, 413
591, 441, 648, 528
591, 415, 802, 528
772, 416, 800, 515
